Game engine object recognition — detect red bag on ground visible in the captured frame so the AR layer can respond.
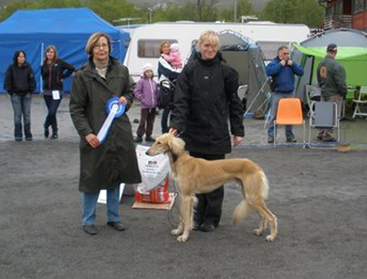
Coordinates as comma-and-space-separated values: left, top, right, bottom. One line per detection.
135, 176, 170, 204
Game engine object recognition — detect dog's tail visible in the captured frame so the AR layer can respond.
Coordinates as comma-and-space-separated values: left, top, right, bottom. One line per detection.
232, 171, 269, 224
233, 200, 254, 224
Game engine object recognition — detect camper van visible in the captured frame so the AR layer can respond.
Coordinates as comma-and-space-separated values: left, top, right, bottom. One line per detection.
123, 21, 310, 80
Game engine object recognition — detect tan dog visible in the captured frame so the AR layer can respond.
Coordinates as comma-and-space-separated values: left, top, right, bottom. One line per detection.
146, 133, 278, 242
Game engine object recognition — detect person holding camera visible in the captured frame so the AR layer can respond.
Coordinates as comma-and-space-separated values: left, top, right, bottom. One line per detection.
266, 45, 304, 144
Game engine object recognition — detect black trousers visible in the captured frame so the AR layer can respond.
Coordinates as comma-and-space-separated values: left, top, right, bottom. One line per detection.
44, 95, 62, 134
189, 151, 225, 227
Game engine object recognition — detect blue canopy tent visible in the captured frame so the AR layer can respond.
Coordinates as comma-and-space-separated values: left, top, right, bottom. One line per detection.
0, 8, 130, 93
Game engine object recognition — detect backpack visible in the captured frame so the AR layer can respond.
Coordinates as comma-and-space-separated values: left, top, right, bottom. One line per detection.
270, 76, 278, 92
158, 78, 176, 109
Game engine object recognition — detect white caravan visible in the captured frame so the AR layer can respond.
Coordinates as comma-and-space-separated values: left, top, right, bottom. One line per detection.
123, 21, 310, 80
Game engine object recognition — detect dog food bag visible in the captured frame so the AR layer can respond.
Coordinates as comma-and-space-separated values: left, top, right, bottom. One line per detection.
135, 176, 170, 204
135, 145, 171, 192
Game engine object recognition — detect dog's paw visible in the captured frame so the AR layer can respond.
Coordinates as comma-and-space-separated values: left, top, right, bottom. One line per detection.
266, 235, 276, 242
171, 229, 182, 236
177, 235, 188, 242
253, 229, 263, 236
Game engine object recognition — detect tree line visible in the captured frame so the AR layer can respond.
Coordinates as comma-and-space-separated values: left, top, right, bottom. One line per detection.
0, 0, 324, 28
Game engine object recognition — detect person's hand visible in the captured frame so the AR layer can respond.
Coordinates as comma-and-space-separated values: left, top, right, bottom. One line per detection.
280, 60, 286, 66
86, 133, 101, 148
118, 96, 128, 105
287, 60, 293, 66
169, 128, 178, 136
232, 136, 242, 147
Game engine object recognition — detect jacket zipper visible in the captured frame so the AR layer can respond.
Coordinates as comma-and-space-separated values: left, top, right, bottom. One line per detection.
48, 65, 52, 89
149, 79, 155, 107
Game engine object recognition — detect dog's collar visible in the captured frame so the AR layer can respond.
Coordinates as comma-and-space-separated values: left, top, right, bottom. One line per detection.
170, 152, 179, 163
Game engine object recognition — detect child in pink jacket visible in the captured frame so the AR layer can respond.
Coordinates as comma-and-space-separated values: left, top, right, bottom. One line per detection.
162, 43, 183, 70
134, 63, 159, 143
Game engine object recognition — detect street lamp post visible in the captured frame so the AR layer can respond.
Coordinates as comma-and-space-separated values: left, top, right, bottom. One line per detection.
148, 8, 153, 23
234, 0, 238, 22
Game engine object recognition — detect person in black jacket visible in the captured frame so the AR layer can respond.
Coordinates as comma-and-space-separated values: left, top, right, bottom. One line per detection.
169, 30, 245, 232
157, 41, 181, 134
4, 50, 36, 141
41, 45, 74, 139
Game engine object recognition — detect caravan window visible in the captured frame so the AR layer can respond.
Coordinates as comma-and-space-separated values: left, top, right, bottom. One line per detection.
138, 39, 178, 58
352, 0, 364, 13
256, 41, 289, 60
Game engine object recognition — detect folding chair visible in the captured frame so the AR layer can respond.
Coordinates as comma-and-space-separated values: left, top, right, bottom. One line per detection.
274, 98, 305, 147
308, 101, 340, 148
352, 86, 367, 119
305, 85, 321, 117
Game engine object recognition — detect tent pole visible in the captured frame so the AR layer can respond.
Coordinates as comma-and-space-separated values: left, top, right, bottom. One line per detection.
244, 77, 270, 117
40, 43, 44, 94
309, 55, 315, 85
294, 53, 308, 101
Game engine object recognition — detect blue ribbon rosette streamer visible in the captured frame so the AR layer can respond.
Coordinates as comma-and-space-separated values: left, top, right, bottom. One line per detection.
97, 97, 126, 143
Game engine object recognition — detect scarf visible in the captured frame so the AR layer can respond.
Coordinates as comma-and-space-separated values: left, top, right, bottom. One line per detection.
93, 57, 109, 79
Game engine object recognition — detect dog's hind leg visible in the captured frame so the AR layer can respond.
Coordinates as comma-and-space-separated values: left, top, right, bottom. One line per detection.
252, 199, 277, 241
253, 215, 267, 236
176, 195, 193, 242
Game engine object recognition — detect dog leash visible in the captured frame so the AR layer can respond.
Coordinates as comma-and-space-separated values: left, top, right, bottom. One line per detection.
166, 179, 180, 229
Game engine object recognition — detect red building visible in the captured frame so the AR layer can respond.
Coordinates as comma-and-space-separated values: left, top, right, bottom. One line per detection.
320, 0, 367, 31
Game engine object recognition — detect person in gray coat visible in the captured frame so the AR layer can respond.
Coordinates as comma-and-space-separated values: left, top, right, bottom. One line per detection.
70, 33, 142, 235
316, 43, 347, 142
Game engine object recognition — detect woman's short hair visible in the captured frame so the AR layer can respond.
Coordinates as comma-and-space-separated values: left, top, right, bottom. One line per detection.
198, 30, 220, 51
159, 41, 170, 54
13, 50, 26, 64
85, 33, 112, 55
44, 45, 58, 63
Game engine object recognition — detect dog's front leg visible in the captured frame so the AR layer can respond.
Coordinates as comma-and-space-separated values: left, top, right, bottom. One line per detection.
171, 222, 184, 236
171, 195, 185, 236
176, 195, 192, 242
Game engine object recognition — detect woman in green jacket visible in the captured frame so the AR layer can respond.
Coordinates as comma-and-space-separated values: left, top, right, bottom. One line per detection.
70, 33, 141, 235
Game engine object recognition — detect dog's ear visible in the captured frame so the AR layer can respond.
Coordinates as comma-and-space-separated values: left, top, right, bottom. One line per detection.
167, 136, 186, 154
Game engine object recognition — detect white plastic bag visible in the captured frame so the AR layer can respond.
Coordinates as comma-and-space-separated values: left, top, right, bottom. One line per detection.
135, 145, 171, 193
97, 183, 125, 204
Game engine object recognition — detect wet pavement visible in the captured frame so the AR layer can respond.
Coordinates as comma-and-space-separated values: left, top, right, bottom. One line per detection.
0, 94, 366, 279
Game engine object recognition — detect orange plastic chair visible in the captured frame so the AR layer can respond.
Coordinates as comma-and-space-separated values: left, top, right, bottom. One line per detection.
274, 98, 305, 147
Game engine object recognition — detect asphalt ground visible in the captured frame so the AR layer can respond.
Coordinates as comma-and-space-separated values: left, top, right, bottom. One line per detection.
1, 95, 366, 279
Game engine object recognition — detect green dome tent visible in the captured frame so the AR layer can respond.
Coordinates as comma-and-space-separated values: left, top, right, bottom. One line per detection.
292, 29, 367, 103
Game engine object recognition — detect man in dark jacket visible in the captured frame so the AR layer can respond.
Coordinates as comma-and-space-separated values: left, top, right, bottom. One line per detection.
316, 43, 347, 142
266, 46, 304, 143
169, 31, 244, 232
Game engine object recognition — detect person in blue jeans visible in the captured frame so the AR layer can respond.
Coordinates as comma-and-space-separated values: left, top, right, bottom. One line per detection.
41, 45, 74, 139
4, 50, 36, 141
70, 33, 141, 235
157, 41, 181, 133
266, 46, 304, 143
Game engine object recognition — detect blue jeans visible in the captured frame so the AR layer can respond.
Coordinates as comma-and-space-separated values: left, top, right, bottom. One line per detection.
82, 185, 121, 225
161, 107, 170, 134
11, 93, 32, 140
267, 92, 295, 139
44, 95, 62, 134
